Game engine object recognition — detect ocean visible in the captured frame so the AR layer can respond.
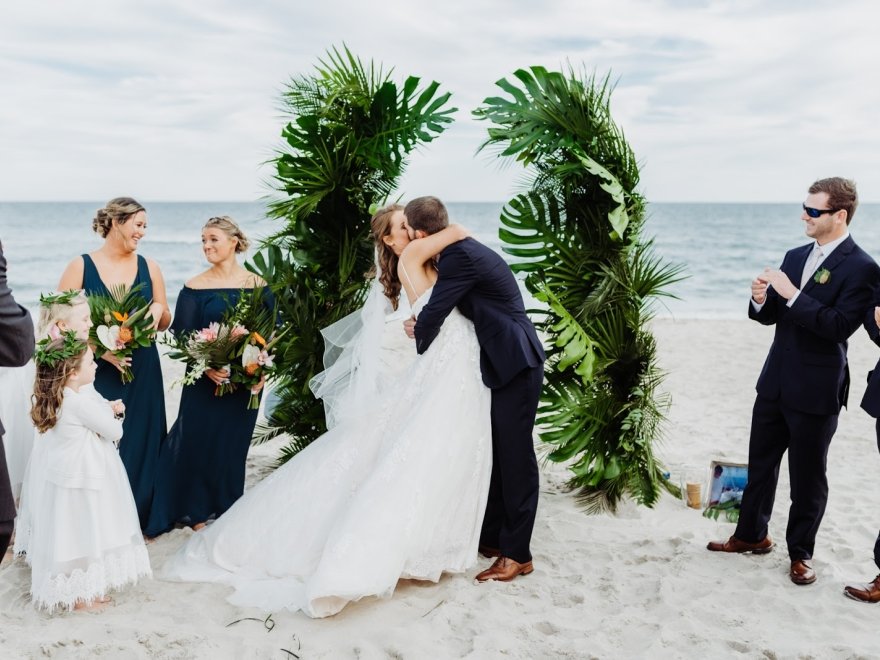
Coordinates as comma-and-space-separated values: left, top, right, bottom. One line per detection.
3, 201, 880, 319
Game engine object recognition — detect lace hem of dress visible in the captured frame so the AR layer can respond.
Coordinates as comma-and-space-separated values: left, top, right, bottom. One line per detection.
31, 544, 152, 613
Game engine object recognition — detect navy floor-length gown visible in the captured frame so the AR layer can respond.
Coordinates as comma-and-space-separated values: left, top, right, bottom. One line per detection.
145, 286, 271, 537
81, 254, 166, 530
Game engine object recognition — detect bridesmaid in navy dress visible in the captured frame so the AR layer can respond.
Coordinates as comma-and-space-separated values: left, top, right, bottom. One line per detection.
58, 197, 171, 530
146, 216, 270, 537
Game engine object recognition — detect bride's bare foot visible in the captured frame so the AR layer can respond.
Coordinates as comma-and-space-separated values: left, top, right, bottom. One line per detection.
73, 596, 112, 612
191, 522, 207, 531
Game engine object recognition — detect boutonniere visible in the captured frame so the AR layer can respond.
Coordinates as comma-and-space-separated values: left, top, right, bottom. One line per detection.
813, 268, 831, 284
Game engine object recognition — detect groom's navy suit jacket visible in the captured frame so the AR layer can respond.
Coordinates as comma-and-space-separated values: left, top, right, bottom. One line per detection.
414, 238, 544, 388
750, 236, 879, 416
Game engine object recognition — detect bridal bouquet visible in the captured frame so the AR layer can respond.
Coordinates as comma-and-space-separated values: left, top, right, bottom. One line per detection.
87, 283, 156, 383
165, 287, 286, 406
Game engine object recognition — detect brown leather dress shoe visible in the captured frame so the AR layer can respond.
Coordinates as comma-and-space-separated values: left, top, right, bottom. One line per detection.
706, 535, 774, 554
478, 545, 500, 559
790, 559, 817, 585
844, 574, 880, 603
475, 556, 533, 582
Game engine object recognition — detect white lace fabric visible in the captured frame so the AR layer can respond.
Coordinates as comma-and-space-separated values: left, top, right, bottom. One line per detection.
32, 541, 151, 613
165, 291, 492, 618
16, 387, 152, 612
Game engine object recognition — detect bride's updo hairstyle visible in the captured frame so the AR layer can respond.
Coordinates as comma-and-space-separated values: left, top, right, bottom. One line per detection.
92, 197, 145, 238
204, 216, 250, 253
370, 204, 404, 310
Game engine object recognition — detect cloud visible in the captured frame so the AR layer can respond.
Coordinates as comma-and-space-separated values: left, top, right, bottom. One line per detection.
1, 0, 879, 202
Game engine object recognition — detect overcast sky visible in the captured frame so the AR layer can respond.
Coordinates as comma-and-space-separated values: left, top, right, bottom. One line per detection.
2, 0, 879, 203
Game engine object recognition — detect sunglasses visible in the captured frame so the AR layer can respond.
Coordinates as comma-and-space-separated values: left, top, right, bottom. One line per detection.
803, 204, 839, 218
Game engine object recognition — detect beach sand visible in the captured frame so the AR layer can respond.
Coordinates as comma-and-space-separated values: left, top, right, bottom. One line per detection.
2, 318, 879, 659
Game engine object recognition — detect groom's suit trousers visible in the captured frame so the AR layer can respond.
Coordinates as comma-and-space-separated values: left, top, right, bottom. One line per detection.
481, 363, 543, 564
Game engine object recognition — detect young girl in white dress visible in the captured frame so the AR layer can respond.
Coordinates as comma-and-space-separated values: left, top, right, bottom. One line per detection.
27, 332, 150, 612
14, 290, 93, 558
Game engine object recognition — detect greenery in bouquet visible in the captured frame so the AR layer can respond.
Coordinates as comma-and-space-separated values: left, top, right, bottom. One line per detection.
87, 283, 156, 383
165, 287, 285, 405
164, 320, 249, 396
228, 287, 286, 409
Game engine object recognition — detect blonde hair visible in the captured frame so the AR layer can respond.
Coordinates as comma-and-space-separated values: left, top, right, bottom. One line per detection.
370, 204, 404, 310
37, 290, 89, 337
204, 216, 249, 253
31, 343, 87, 433
93, 197, 145, 238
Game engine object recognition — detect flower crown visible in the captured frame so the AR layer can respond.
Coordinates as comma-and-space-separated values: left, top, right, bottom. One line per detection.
39, 289, 83, 307
34, 330, 87, 368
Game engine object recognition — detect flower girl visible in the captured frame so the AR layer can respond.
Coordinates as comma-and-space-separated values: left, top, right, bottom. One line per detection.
14, 290, 93, 558
27, 331, 150, 612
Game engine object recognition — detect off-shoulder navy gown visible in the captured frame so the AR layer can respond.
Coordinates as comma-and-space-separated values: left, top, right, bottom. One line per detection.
145, 286, 272, 537
81, 254, 166, 530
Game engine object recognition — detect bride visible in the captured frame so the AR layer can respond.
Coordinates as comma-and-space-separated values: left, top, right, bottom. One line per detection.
164, 204, 492, 618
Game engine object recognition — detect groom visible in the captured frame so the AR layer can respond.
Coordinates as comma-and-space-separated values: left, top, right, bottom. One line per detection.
402, 196, 545, 582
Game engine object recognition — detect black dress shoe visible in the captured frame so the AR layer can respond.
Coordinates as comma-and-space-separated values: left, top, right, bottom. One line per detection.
790, 559, 817, 585
707, 535, 774, 554
844, 575, 880, 603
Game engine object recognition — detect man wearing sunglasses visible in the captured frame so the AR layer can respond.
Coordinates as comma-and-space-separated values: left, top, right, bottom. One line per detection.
708, 177, 880, 587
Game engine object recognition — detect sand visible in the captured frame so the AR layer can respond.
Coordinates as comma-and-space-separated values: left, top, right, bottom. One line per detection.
1, 318, 879, 659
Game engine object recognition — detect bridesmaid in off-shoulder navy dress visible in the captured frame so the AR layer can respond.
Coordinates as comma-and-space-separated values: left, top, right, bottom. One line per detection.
58, 197, 171, 530
146, 216, 272, 538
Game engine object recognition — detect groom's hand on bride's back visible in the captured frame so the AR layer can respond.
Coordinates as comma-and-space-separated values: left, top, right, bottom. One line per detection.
404, 315, 417, 339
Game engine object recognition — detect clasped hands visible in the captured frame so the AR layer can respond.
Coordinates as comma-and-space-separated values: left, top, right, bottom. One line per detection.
752, 268, 798, 303
204, 367, 266, 393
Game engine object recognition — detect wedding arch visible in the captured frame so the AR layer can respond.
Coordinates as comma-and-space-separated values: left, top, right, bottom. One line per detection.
250, 46, 456, 462
475, 66, 684, 511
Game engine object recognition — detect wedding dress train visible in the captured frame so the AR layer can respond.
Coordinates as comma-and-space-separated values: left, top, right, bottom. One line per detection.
164, 290, 492, 617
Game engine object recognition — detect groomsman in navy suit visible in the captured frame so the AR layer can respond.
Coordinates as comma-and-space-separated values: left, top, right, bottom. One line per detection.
708, 177, 880, 586
403, 196, 545, 582
0, 240, 35, 560
843, 304, 880, 602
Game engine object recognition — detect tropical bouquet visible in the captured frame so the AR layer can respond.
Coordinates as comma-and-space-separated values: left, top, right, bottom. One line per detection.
165, 287, 286, 408
87, 283, 156, 383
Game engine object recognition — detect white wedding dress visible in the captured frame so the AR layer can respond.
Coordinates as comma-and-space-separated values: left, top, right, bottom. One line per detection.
164, 289, 492, 618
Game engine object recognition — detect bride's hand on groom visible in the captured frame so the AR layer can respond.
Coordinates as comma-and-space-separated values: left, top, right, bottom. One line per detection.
403, 316, 417, 339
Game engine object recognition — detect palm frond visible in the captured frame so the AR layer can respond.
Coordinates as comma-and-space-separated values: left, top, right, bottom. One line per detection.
478, 64, 687, 511
252, 46, 456, 463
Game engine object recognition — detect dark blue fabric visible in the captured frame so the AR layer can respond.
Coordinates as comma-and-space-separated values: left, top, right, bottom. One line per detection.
145, 286, 273, 537
81, 253, 166, 530
413, 238, 544, 389
735, 236, 880, 560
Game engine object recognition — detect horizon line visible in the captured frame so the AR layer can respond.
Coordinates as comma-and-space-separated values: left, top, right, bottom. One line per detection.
4, 199, 880, 205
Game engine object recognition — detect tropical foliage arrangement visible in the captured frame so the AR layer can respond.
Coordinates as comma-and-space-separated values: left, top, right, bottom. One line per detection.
475, 66, 685, 511
164, 287, 284, 409
250, 46, 456, 462
87, 284, 155, 383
